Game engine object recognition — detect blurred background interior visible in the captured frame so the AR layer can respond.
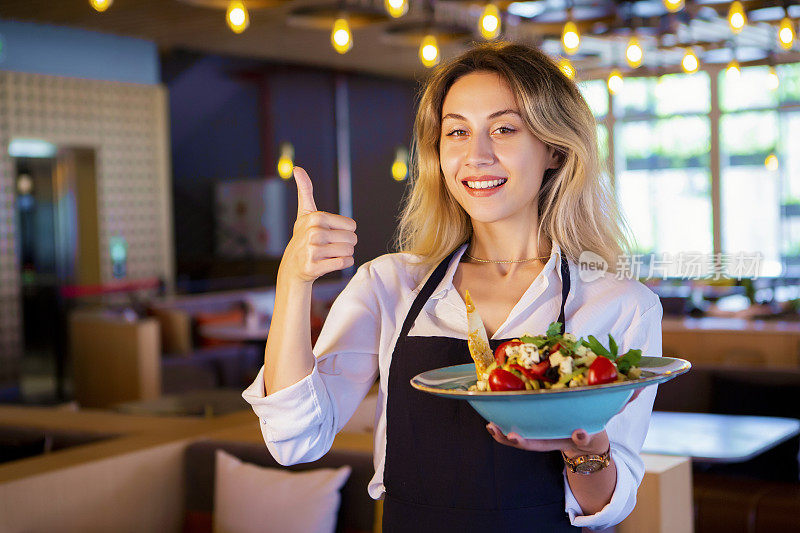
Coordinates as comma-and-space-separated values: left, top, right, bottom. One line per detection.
0, 1, 799, 532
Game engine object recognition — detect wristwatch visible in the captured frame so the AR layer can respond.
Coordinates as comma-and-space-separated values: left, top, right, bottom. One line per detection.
561, 447, 611, 475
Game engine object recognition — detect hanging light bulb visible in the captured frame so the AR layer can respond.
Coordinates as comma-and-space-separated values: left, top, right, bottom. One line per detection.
681, 48, 699, 73
779, 16, 795, 50
392, 147, 409, 181
765, 153, 779, 172
226, 1, 249, 34
726, 59, 741, 79
479, 4, 501, 40
626, 37, 643, 68
728, 1, 746, 35
331, 17, 353, 54
89, 0, 112, 12
662, 0, 683, 13
558, 58, 576, 80
419, 35, 440, 68
277, 142, 295, 180
384, 0, 408, 19
768, 66, 780, 90
608, 69, 624, 94
562, 20, 580, 55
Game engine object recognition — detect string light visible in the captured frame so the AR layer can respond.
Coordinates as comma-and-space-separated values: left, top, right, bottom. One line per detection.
607, 70, 624, 94
562, 20, 580, 55
726, 59, 740, 79
779, 16, 795, 50
558, 57, 576, 80
681, 48, 699, 73
765, 154, 779, 172
768, 66, 780, 90
277, 142, 294, 180
479, 4, 501, 40
728, 1, 746, 35
392, 147, 409, 181
662, 0, 683, 13
384, 0, 408, 19
89, 0, 112, 12
419, 35, 440, 68
226, 1, 249, 34
625, 37, 643, 68
331, 17, 353, 54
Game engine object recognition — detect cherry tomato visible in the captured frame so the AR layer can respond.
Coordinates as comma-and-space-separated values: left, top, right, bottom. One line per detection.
488, 368, 526, 391
549, 343, 561, 355
587, 357, 618, 385
494, 340, 523, 365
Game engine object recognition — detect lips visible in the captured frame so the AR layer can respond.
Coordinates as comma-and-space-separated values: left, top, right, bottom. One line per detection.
460, 176, 508, 197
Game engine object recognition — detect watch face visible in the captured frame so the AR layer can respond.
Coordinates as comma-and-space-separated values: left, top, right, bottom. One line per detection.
575, 460, 604, 474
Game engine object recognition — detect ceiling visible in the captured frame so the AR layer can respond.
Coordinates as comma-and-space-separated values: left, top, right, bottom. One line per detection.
1, 0, 798, 80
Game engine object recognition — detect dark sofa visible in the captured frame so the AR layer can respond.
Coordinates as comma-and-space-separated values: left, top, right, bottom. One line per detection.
182, 440, 376, 533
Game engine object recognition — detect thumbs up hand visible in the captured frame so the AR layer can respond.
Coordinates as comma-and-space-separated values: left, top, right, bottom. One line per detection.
281, 166, 357, 284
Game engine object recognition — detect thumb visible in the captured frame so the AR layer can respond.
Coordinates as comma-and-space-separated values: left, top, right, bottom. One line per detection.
293, 166, 317, 218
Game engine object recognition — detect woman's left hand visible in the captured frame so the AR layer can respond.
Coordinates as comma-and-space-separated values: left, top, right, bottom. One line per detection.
486, 423, 609, 456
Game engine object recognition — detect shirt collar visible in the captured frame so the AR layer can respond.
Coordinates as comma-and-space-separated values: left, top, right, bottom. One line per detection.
416, 241, 565, 301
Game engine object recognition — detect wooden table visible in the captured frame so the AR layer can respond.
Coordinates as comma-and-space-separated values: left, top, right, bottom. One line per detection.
642, 411, 800, 463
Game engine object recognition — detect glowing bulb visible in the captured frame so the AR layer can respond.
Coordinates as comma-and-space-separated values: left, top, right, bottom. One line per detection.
765, 153, 779, 172
608, 70, 624, 94
562, 21, 580, 55
626, 37, 643, 68
768, 66, 780, 90
384, 0, 408, 19
419, 35, 440, 68
779, 17, 795, 50
331, 18, 353, 54
558, 58, 576, 80
726, 59, 740, 79
277, 142, 294, 180
226, 1, 249, 34
728, 1, 746, 34
662, 0, 683, 13
89, 0, 112, 12
479, 4, 501, 40
681, 48, 699, 73
392, 147, 409, 181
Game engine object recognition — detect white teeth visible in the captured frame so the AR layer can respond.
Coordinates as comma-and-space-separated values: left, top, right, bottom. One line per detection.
465, 178, 507, 190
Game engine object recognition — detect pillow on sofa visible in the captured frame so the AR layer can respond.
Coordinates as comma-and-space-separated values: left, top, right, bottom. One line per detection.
214, 449, 351, 533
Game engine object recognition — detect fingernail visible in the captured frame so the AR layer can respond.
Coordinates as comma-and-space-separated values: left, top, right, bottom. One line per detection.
576, 430, 587, 440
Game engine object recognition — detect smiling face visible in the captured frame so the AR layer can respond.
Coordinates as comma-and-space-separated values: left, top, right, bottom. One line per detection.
439, 71, 559, 228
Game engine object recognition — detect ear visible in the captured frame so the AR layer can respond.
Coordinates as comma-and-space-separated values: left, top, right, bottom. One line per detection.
547, 147, 564, 170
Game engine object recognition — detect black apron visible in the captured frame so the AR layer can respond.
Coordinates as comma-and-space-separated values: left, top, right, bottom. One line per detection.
383, 246, 578, 532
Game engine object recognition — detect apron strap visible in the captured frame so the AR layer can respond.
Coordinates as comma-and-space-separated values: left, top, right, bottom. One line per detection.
557, 253, 570, 334
398, 246, 462, 340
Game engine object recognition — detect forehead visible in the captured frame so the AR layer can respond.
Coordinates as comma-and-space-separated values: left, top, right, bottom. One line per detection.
441, 71, 517, 118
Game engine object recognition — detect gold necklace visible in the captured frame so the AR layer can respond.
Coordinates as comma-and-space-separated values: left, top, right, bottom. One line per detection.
464, 251, 551, 264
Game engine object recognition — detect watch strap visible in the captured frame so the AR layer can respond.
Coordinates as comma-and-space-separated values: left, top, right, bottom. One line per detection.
561, 447, 611, 474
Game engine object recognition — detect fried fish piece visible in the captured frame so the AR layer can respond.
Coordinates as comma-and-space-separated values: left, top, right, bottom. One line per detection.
465, 290, 494, 378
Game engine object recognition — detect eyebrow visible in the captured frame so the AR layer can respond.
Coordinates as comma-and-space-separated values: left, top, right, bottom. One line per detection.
441, 109, 522, 122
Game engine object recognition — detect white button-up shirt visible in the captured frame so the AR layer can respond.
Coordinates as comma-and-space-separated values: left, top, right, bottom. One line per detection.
242, 243, 663, 530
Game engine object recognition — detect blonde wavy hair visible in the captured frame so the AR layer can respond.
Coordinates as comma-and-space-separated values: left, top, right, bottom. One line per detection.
395, 41, 631, 271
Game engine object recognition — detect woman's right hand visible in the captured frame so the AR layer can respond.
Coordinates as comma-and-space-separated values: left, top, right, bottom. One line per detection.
280, 166, 357, 285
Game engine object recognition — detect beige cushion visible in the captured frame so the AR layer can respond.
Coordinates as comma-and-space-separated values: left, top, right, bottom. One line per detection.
213, 449, 351, 533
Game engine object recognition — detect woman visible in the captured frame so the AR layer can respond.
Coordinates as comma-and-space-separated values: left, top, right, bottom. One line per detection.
243, 42, 662, 531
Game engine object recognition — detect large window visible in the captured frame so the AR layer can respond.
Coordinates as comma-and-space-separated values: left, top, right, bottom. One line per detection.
581, 64, 800, 278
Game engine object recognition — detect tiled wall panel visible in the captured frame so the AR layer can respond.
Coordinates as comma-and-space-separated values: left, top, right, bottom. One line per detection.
0, 71, 173, 388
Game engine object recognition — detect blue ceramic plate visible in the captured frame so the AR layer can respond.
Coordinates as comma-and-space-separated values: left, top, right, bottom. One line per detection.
410, 356, 691, 439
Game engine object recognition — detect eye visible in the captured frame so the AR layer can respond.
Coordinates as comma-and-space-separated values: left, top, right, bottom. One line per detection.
494, 126, 516, 134
445, 129, 468, 137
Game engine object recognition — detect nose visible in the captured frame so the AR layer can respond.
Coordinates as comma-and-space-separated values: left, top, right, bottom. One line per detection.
465, 132, 495, 166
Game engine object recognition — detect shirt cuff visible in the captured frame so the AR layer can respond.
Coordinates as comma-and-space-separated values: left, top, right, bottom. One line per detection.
563, 445, 638, 530
241, 361, 329, 442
